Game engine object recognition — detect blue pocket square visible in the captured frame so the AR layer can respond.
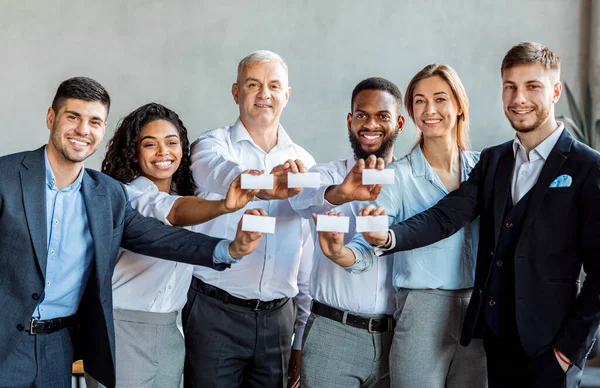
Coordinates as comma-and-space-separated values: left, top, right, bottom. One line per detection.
549, 174, 572, 188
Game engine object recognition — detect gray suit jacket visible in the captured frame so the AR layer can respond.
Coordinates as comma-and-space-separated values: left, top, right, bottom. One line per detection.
0, 146, 227, 387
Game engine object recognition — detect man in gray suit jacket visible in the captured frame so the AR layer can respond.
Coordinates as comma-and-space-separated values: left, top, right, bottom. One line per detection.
0, 77, 264, 388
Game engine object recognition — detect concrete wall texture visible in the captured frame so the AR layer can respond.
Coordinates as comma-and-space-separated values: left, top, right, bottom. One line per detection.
0, 0, 591, 169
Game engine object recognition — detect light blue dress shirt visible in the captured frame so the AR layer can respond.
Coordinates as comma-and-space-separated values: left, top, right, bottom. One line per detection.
347, 146, 480, 290
34, 148, 94, 319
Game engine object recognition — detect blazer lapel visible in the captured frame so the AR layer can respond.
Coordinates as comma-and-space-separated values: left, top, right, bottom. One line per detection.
493, 146, 515, 247
20, 147, 48, 278
82, 171, 110, 286
521, 130, 573, 231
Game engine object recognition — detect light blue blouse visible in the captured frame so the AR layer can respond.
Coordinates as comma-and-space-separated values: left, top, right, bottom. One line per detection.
347, 146, 480, 290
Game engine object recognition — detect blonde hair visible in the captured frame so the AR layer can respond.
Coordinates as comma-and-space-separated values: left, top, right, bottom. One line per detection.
404, 63, 470, 150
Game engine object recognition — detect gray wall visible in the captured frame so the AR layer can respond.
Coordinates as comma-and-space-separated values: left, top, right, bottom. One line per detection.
0, 0, 588, 169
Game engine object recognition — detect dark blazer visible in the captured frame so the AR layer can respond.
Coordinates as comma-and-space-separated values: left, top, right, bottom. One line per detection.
0, 146, 227, 387
386, 129, 600, 368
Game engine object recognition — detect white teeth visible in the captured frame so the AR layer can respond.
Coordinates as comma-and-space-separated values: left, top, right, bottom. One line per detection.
363, 134, 381, 140
424, 119, 442, 124
69, 139, 87, 147
153, 161, 173, 167
255, 104, 270, 108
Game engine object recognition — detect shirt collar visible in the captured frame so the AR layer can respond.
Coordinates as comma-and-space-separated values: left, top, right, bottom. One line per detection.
128, 175, 157, 192
230, 118, 292, 148
408, 145, 475, 179
44, 146, 84, 191
512, 122, 565, 161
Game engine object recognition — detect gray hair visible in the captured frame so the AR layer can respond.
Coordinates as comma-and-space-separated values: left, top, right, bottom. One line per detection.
237, 50, 288, 80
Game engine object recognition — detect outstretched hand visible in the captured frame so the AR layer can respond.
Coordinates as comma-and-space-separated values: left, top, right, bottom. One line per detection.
257, 159, 308, 200
229, 208, 267, 259
224, 170, 262, 211
312, 211, 346, 261
358, 204, 389, 247
325, 155, 384, 205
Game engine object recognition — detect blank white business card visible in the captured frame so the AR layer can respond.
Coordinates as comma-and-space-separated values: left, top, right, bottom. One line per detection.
241, 214, 276, 234
288, 172, 321, 188
241, 174, 274, 190
356, 215, 389, 232
362, 169, 395, 185
316, 215, 350, 233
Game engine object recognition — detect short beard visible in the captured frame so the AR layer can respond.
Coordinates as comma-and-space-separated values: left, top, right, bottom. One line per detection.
348, 129, 398, 161
508, 105, 550, 133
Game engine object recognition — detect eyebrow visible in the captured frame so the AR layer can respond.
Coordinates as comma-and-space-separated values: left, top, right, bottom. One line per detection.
355, 109, 392, 114
140, 134, 180, 141
64, 110, 105, 122
245, 77, 282, 85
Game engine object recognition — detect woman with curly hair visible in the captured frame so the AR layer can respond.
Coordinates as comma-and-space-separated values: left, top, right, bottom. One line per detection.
86, 102, 261, 388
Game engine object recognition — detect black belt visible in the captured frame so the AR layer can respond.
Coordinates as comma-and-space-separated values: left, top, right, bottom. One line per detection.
191, 277, 288, 311
311, 301, 395, 333
26, 315, 77, 335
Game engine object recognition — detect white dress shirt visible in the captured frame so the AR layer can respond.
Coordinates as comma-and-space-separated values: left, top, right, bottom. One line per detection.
190, 118, 316, 349
290, 157, 395, 315
512, 124, 564, 204
112, 176, 196, 313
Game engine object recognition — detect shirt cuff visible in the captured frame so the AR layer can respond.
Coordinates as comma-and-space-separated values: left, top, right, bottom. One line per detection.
212, 240, 242, 265
344, 243, 376, 273
373, 229, 396, 256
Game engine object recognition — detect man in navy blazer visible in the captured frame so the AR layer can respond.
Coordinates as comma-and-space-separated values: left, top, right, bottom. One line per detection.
319, 42, 600, 387
0, 77, 263, 388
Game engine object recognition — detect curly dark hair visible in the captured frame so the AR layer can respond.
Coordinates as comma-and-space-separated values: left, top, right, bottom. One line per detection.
101, 103, 195, 196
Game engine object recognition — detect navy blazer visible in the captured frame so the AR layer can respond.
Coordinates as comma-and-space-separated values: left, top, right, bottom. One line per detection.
385, 129, 600, 368
0, 146, 227, 387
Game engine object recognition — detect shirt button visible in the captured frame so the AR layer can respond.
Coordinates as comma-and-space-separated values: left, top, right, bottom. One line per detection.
521, 171, 527, 176
489, 300, 496, 307
16, 324, 24, 331
379, 288, 383, 292
47, 282, 51, 286
32, 293, 39, 300
490, 251, 494, 257
168, 285, 172, 290
50, 250, 55, 255
54, 220, 59, 225
496, 261, 503, 267
505, 221, 513, 228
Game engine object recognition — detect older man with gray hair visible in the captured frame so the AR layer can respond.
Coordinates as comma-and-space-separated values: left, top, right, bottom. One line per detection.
183, 50, 315, 388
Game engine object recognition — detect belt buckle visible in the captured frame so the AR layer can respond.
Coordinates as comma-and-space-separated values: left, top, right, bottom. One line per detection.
368, 318, 376, 333
29, 318, 39, 335
254, 300, 262, 311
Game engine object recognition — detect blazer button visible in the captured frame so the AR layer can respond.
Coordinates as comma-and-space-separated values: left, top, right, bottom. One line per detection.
489, 300, 496, 307
505, 221, 513, 228
496, 260, 503, 267
32, 293, 39, 300
16, 324, 24, 331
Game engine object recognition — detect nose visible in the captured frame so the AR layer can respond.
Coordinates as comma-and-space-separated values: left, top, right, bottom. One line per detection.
74, 120, 90, 136
156, 143, 170, 156
424, 102, 436, 115
364, 115, 379, 130
512, 87, 528, 105
257, 84, 271, 99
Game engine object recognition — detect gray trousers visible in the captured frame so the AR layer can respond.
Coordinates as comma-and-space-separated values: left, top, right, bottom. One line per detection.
390, 289, 488, 388
182, 289, 296, 388
85, 309, 183, 388
301, 313, 393, 388
0, 326, 74, 388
